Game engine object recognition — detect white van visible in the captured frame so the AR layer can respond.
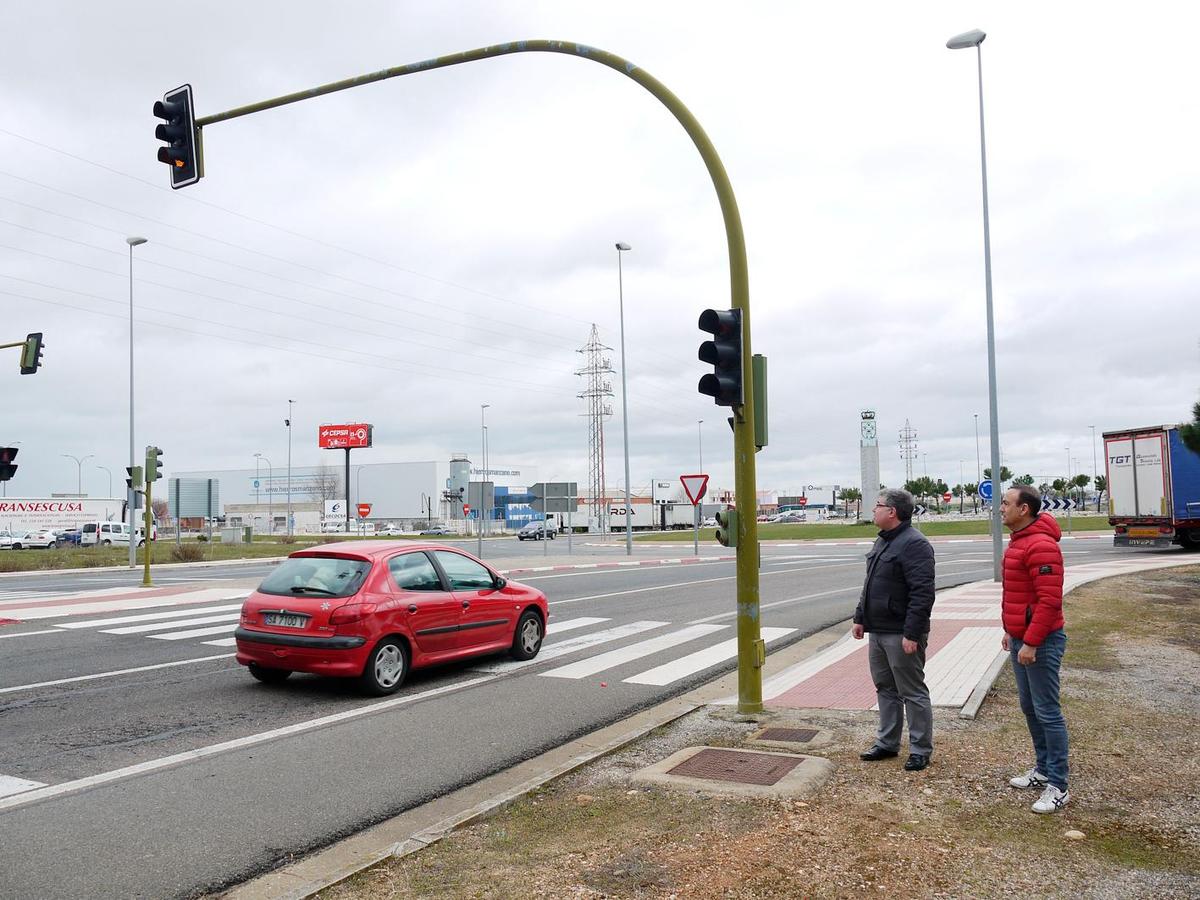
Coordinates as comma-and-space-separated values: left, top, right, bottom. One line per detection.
81, 522, 157, 547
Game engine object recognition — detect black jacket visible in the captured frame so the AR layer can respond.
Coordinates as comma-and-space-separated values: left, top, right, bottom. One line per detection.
853, 521, 936, 640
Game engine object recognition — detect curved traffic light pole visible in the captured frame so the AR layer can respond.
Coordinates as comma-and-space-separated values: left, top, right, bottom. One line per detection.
194, 40, 764, 713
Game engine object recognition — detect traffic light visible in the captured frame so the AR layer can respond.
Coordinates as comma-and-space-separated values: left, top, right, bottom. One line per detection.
715, 507, 738, 548
153, 85, 200, 189
145, 447, 163, 482
0, 447, 18, 482
698, 308, 743, 407
126, 465, 143, 490
19, 332, 44, 374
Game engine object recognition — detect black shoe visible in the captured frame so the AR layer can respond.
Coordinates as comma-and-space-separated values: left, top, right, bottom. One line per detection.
859, 746, 900, 762
904, 754, 930, 771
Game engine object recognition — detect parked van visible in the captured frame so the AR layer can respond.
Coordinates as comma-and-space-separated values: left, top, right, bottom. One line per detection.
81, 521, 157, 547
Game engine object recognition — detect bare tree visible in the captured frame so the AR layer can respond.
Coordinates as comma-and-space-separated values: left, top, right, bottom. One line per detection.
308, 464, 343, 504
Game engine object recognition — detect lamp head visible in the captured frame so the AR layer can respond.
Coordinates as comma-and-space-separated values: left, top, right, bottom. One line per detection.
615, 242, 631, 251
126, 236, 148, 247
946, 29, 986, 49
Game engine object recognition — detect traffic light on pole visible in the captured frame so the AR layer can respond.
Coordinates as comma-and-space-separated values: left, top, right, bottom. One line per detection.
19, 332, 44, 374
153, 85, 200, 189
698, 308, 743, 407
714, 507, 738, 548
0, 447, 18, 482
145, 447, 163, 482
126, 465, 143, 490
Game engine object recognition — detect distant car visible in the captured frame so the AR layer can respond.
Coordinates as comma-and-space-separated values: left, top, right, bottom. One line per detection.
234, 542, 549, 694
0, 532, 14, 550
701, 517, 718, 527
11, 530, 56, 550
517, 521, 556, 541
376, 526, 406, 537
55, 527, 83, 547
419, 525, 452, 536
773, 513, 807, 524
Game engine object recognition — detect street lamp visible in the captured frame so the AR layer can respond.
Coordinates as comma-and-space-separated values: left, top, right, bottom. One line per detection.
1090, 424, 1099, 512
479, 403, 489, 555
948, 29, 1003, 581
615, 241, 633, 556
286, 399, 295, 536
97, 465, 112, 498
255, 452, 273, 534
126, 236, 147, 568
61, 453, 94, 495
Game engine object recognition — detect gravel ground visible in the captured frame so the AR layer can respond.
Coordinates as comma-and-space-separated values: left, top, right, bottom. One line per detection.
321, 566, 1200, 900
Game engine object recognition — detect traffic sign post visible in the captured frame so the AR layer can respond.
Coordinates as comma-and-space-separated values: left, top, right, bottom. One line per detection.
978, 479, 993, 502
357, 503, 371, 519
680, 474, 710, 555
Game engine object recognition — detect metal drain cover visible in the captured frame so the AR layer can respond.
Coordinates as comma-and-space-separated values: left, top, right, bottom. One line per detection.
667, 748, 804, 786
757, 727, 820, 743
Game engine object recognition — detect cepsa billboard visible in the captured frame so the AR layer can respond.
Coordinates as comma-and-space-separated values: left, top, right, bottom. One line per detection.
318, 423, 373, 449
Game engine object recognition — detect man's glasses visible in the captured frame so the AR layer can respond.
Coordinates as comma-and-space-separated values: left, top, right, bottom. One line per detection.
874, 502, 890, 509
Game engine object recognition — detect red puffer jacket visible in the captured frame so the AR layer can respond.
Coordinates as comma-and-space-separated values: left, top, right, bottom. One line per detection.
1001, 512, 1065, 646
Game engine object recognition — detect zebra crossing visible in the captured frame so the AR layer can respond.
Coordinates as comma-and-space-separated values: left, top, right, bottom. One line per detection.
40, 603, 798, 689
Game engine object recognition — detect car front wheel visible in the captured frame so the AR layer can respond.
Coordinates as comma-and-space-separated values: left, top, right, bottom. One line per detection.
247, 664, 292, 684
360, 638, 408, 696
510, 609, 544, 660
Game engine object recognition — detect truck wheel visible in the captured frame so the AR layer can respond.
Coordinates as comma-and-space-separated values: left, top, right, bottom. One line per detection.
1181, 529, 1200, 551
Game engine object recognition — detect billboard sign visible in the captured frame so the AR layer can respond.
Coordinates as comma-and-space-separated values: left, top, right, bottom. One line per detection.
318, 423, 373, 449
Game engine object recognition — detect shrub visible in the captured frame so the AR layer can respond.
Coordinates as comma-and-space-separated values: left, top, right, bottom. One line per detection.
279, 535, 297, 544
171, 543, 206, 562
196, 534, 208, 542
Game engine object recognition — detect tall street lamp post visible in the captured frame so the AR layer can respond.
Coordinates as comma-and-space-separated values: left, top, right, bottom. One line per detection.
286, 400, 295, 536
615, 241, 633, 556
255, 453, 273, 534
948, 29, 1003, 581
126, 236, 147, 569
97, 465, 112, 498
61, 454, 94, 495
1090, 424, 1099, 512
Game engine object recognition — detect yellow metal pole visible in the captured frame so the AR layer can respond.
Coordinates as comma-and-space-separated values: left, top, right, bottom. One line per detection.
142, 476, 153, 586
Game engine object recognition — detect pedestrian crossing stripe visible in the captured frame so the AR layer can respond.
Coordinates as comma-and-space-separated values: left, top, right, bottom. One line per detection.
624, 627, 795, 685
5, 589, 250, 621
540, 623, 727, 680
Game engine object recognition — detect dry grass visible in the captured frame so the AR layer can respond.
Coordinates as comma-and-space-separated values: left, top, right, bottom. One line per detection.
320, 566, 1200, 900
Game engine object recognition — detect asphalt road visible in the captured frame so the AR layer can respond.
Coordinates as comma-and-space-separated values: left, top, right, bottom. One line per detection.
0, 535, 1172, 899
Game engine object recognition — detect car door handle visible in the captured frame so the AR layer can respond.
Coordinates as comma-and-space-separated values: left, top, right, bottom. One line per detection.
461, 600, 470, 609
407, 604, 418, 613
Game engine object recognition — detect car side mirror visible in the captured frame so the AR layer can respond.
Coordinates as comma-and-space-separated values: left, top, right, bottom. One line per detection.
493, 577, 507, 590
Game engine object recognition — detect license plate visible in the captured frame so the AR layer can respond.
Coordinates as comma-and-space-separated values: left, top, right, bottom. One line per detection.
1128, 528, 1163, 537
264, 613, 308, 628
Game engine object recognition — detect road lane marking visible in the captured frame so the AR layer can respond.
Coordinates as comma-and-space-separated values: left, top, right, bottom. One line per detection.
56, 603, 244, 629
625, 627, 796, 686
546, 616, 609, 635
0, 672, 498, 812
150, 623, 240, 640
203, 637, 237, 647
0, 774, 48, 799
103, 613, 240, 635
2, 589, 249, 621
470, 620, 668, 673
0, 653, 237, 695
517, 559, 732, 582
540, 624, 726, 680
0, 629, 58, 640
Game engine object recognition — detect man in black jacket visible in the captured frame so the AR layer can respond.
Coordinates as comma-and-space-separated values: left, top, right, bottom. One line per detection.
852, 488, 936, 771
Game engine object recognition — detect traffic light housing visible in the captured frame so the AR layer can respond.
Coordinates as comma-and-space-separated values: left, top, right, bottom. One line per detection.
145, 447, 163, 482
126, 465, 143, 490
154, 85, 200, 189
715, 507, 738, 548
19, 332, 44, 374
698, 308, 743, 407
0, 446, 18, 482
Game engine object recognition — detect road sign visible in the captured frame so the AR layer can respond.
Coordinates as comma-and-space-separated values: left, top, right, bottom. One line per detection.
680, 474, 709, 506
462, 504, 471, 515
530, 481, 579, 514
1040, 497, 1078, 511
318, 423, 373, 449
978, 479, 993, 501
914, 504, 928, 516
942, 491, 953, 503
797, 496, 808, 507
357, 503, 371, 519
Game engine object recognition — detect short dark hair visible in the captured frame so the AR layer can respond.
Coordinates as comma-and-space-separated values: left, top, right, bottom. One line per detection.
1011, 484, 1041, 516
877, 488, 915, 522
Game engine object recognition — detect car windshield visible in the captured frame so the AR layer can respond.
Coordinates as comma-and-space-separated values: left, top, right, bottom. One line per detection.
257, 556, 371, 598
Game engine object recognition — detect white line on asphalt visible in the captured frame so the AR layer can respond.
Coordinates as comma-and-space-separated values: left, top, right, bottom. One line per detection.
0, 774, 48, 799
203, 637, 237, 647
103, 613, 240, 635
0, 586, 146, 609
0, 672, 498, 812
688, 585, 860, 624
517, 559, 731, 582
0, 653, 237, 695
546, 616, 609, 635
0, 629, 58, 640
56, 603, 245, 629
2, 589, 249, 621
540, 624, 726, 680
470, 620, 669, 673
624, 627, 796, 686
150, 623, 240, 640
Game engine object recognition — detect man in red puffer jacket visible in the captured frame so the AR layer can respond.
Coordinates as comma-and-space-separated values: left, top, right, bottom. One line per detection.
999, 484, 1070, 814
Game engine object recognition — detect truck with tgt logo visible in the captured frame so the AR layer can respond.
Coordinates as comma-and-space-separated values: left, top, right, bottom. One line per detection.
1104, 424, 1200, 549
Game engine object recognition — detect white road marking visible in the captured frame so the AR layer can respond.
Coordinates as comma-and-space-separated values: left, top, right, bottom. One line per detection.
470, 620, 668, 673
55, 603, 244, 629
102, 613, 240, 635
2, 589, 249, 621
540, 624, 726, 680
0, 654, 237, 695
150, 623, 240, 640
0, 629, 59, 640
624, 627, 795, 686
203, 637, 237, 647
0, 774, 47, 799
0, 586, 144, 610
546, 616, 609, 635
0, 672, 498, 813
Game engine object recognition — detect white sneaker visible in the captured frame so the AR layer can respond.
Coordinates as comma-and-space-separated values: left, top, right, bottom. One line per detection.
1031, 784, 1070, 814
1009, 767, 1049, 789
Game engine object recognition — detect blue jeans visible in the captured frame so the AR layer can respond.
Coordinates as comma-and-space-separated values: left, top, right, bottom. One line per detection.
1010, 629, 1069, 790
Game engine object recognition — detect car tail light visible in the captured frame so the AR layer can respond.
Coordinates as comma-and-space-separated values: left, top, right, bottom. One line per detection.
1115, 526, 1126, 534
330, 603, 377, 625
1160, 526, 1174, 534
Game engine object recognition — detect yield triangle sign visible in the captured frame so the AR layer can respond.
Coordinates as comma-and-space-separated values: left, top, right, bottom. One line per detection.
680, 474, 709, 505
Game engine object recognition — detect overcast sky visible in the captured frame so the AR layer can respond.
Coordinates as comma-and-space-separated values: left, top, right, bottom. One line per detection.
2, 1, 1197, 501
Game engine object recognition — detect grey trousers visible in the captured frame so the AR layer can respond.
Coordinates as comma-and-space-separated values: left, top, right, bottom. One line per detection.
868, 632, 933, 756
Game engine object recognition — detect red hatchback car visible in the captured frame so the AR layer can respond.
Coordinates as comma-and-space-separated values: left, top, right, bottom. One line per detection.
234, 542, 549, 695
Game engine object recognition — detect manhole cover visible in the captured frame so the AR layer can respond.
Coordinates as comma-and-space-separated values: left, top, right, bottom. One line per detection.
667, 748, 803, 786
758, 727, 819, 743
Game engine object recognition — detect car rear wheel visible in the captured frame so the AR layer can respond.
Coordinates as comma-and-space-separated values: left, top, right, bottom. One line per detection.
12, 543, 22, 550
247, 664, 292, 684
360, 638, 408, 696
510, 609, 544, 660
